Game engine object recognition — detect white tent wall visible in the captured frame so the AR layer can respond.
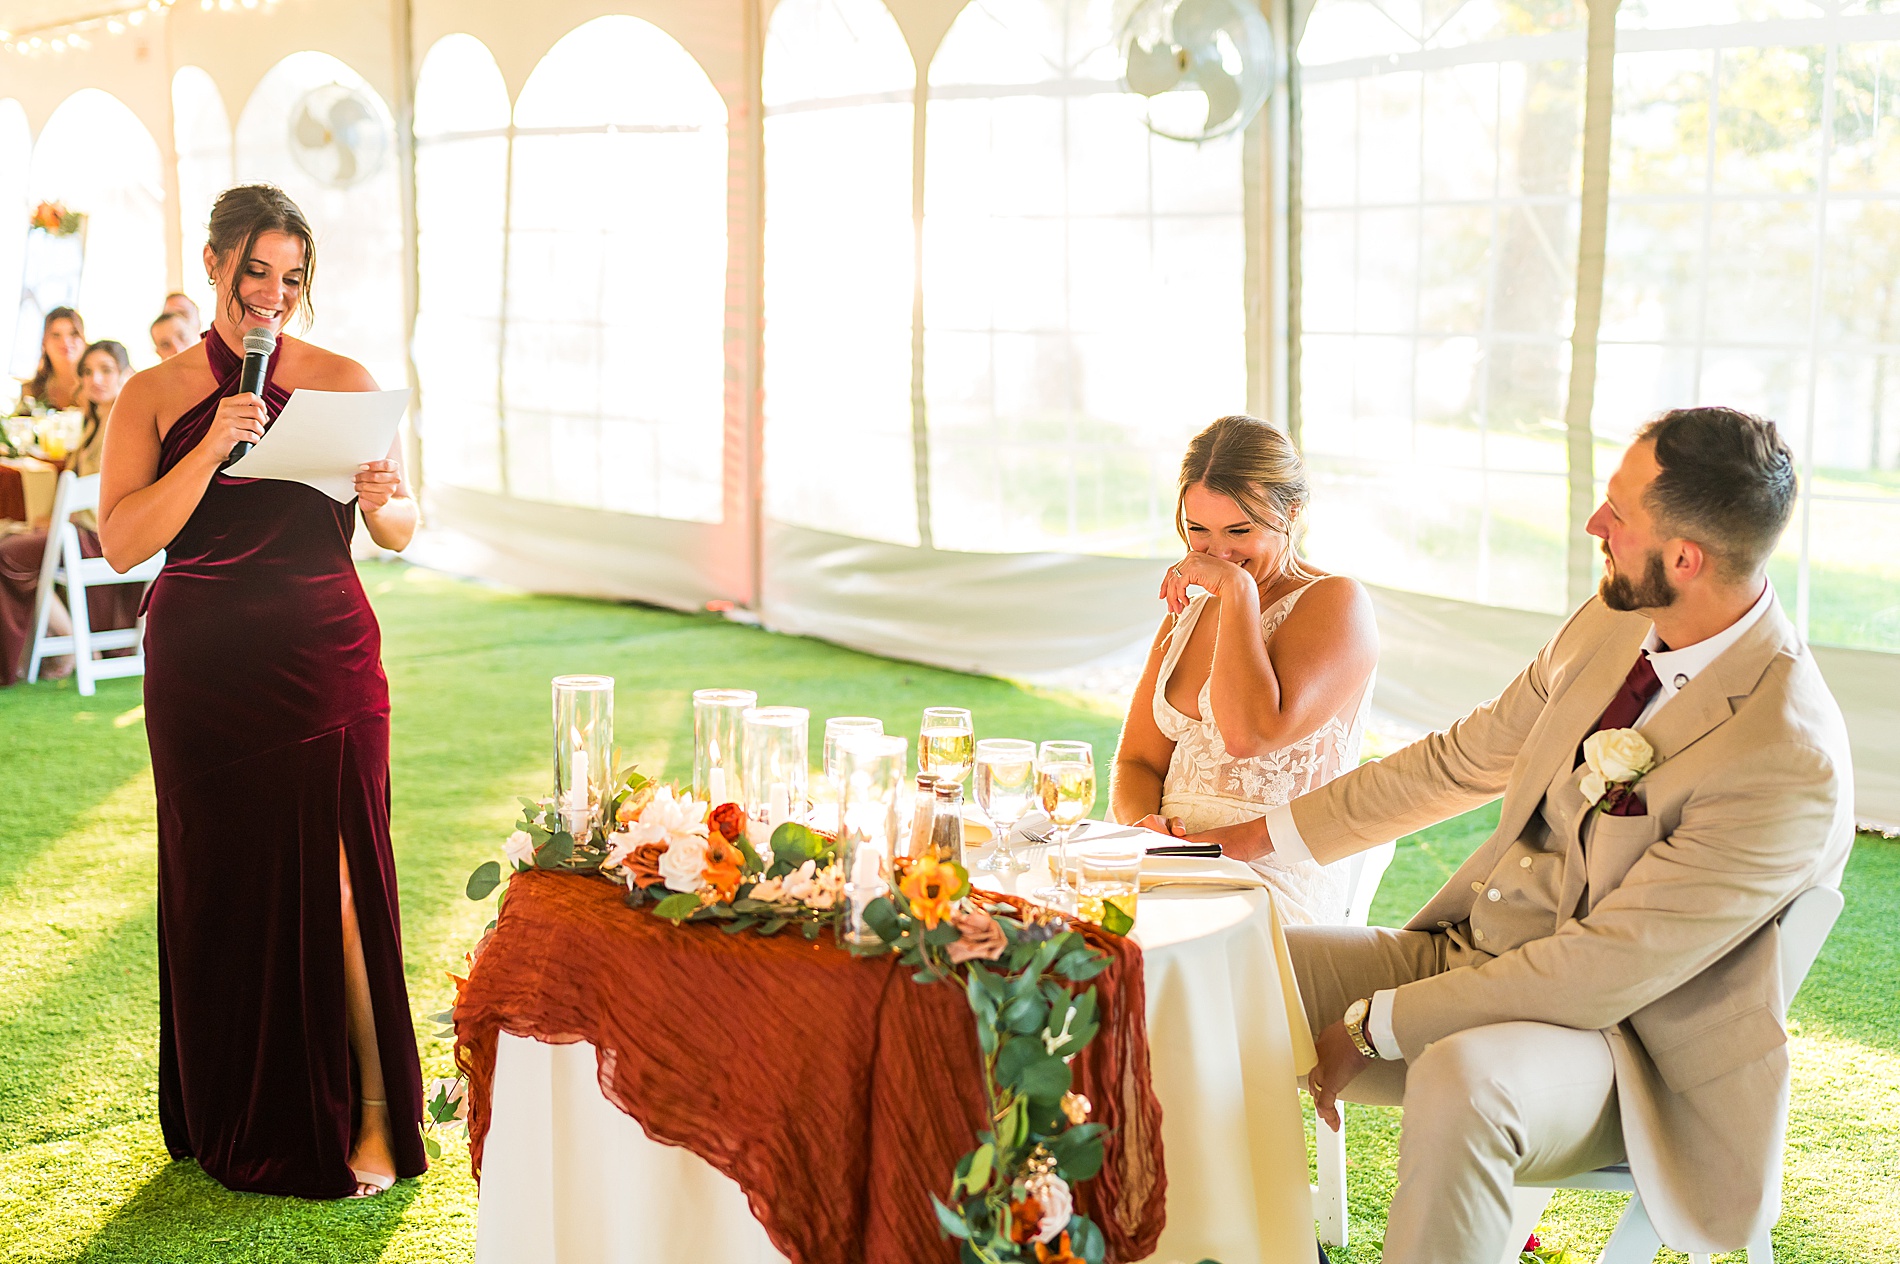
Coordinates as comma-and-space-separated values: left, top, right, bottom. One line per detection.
2, 0, 1894, 830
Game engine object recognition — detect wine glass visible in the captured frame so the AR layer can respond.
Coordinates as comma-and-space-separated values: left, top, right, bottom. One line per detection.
1032, 741, 1095, 909
972, 738, 1037, 874
918, 707, 974, 787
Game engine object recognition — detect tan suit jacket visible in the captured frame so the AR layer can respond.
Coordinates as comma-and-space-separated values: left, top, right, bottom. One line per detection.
1289, 593, 1854, 1251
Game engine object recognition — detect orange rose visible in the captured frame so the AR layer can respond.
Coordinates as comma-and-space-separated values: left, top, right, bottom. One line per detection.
899, 856, 962, 930
1008, 1193, 1044, 1246
701, 829, 744, 903
1034, 1231, 1084, 1264
624, 841, 668, 888
708, 801, 747, 844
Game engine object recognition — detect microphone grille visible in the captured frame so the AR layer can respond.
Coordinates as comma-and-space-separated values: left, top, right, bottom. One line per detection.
243, 327, 278, 357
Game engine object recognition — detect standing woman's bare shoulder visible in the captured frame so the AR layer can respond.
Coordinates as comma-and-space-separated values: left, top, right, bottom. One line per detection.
276, 336, 379, 391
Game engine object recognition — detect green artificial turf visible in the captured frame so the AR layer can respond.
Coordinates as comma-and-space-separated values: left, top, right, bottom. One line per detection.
0, 560, 1894, 1262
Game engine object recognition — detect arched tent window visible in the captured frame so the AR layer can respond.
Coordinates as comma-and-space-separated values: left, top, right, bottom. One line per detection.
1296, 0, 1586, 616
173, 67, 233, 327
1595, 0, 1900, 650
26, 89, 167, 370
923, 0, 1247, 556
1, 99, 31, 376
414, 34, 510, 494
763, 0, 918, 545
235, 52, 406, 390
506, 16, 728, 522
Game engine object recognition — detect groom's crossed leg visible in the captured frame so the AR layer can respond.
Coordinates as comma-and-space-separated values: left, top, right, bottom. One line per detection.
1287, 927, 1623, 1264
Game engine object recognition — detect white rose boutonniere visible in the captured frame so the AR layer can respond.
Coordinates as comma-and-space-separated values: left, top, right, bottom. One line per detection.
1580, 727, 1656, 812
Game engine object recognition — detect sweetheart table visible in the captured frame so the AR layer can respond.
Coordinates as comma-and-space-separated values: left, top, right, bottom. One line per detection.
467, 847, 1318, 1264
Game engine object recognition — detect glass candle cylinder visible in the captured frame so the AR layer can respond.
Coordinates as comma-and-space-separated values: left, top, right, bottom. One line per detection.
693, 688, 756, 805
839, 733, 906, 948
552, 675, 614, 841
820, 716, 884, 836
742, 706, 810, 840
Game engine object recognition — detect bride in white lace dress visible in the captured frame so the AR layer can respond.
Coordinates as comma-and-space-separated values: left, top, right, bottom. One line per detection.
1110, 415, 1379, 925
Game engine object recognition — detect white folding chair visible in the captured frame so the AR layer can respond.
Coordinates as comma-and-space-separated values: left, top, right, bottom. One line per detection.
25, 471, 164, 696
1313, 837, 1399, 1248
1494, 884, 1844, 1264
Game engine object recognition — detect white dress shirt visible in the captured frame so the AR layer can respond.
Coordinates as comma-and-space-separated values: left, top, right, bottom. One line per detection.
1271, 582, 1775, 1060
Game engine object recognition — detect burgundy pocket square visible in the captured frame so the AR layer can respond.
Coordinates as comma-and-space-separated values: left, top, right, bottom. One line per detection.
1602, 785, 1647, 817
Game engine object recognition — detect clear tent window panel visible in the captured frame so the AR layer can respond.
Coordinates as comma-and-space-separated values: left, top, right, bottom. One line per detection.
0, 99, 32, 376
171, 66, 232, 336
234, 52, 406, 390
414, 34, 510, 495
923, 0, 1247, 558
763, 0, 920, 546
504, 17, 727, 523
1599, 1, 1900, 649
1297, 0, 1586, 615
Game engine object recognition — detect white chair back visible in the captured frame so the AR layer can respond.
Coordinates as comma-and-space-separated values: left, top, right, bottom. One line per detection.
25, 471, 164, 696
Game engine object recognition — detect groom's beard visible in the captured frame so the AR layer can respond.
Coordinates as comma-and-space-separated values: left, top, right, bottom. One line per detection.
1600, 545, 1677, 611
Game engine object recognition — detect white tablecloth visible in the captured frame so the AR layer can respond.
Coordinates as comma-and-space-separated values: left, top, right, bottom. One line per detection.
474, 853, 1318, 1264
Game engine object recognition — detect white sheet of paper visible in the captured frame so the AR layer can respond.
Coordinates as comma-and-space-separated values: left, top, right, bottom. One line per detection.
222, 387, 411, 503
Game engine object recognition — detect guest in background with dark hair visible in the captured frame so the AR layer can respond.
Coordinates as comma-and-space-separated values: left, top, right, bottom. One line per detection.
99, 183, 424, 1200
14, 307, 86, 414
162, 292, 201, 330
1, 339, 138, 685
151, 312, 199, 362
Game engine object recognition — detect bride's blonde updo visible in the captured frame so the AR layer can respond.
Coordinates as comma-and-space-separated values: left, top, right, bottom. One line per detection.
1176, 414, 1316, 580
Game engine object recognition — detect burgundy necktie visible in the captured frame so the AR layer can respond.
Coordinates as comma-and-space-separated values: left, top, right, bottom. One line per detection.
1593, 650, 1663, 736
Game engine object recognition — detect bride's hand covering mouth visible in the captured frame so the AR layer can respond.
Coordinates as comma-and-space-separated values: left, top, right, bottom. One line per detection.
1159, 550, 1255, 616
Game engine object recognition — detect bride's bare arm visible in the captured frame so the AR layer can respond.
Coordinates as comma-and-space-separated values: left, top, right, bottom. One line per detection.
1192, 564, 1378, 760
1109, 616, 1180, 827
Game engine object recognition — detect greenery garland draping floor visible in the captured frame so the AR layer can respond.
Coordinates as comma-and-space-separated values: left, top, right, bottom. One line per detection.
0, 561, 1893, 1264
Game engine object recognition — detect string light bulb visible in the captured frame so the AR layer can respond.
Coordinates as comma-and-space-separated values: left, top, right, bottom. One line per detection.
2, 0, 281, 58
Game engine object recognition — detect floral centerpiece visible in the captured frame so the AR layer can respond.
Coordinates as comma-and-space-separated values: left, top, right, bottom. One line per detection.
455, 763, 1133, 1263
30, 201, 83, 236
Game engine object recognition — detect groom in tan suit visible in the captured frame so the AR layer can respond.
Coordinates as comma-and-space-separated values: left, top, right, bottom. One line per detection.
1214, 407, 1855, 1262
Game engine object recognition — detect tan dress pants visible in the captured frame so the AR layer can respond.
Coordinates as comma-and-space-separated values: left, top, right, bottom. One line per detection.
1286, 926, 1625, 1264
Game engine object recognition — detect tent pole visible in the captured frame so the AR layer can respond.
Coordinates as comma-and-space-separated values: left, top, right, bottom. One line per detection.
390, 0, 423, 498
1563, 0, 1619, 609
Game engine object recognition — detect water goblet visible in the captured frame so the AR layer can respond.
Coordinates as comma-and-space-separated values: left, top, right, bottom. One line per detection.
972, 738, 1037, 874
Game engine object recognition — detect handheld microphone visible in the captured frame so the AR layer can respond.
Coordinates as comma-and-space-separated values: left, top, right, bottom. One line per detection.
222, 326, 278, 469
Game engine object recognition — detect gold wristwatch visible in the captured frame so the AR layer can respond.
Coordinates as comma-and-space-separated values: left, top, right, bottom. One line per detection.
1344, 996, 1380, 1059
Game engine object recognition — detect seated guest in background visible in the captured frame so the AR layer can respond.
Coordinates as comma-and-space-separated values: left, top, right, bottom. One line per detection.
1220, 408, 1852, 1264
151, 312, 199, 361
1109, 414, 1378, 924
1, 339, 139, 684
162, 291, 201, 329
13, 307, 86, 414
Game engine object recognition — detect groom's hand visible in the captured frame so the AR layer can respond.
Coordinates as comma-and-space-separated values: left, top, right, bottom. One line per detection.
1309, 1019, 1372, 1132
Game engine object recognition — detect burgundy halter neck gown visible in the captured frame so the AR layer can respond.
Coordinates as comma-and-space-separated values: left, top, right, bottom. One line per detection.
144, 330, 426, 1197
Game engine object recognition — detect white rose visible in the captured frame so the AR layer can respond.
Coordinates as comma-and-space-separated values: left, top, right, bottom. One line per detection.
657, 832, 710, 893
1583, 727, 1654, 785
504, 829, 536, 868
748, 875, 785, 903
1579, 770, 1609, 806
1025, 1171, 1072, 1244
778, 859, 819, 903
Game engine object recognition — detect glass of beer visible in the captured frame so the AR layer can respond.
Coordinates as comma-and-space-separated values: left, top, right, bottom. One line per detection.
1076, 837, 1142, 930
918, 707, 974, 786
1033, 741, 1094, 908
973, 738, 1037, 873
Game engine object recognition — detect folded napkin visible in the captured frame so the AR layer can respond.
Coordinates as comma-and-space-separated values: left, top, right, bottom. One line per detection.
1137, 855, 1267, 893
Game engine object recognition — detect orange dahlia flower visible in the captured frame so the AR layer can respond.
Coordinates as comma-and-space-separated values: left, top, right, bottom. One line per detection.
899, 856, 961, 929
1034, 1231, 1084, 1264
701, 829, 745, 903
1008, 1193, 1044, 1246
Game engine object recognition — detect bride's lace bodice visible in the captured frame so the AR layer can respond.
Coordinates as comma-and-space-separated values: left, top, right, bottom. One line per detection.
1153, 583, 1372, 923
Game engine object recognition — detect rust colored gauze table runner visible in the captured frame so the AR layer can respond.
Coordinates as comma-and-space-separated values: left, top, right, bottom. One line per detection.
455, 870, 1167, 1263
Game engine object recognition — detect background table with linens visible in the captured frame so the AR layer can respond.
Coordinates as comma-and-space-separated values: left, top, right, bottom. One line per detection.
469, 836, 1319, 1264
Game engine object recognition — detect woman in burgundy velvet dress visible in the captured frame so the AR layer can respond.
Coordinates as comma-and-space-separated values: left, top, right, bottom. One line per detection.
98, 185, 425, 1199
